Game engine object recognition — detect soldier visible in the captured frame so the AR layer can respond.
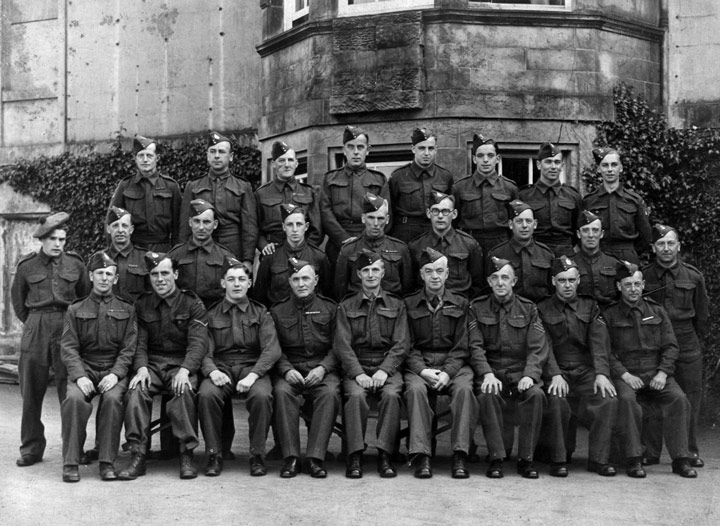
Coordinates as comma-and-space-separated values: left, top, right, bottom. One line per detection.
169, 199, 235, 308
198, 257, 281, 477
119, 252, 207, 481
488, 199, 554, 302
519, 142, 581, 256
335, 193, 413, 300
469, 257, 549, 479
603, 261, 697, 478
408, 191, 484, 298
109, 136, 181, 251
582, 148, 652, 264
270, 258, 340, 478
403, 248, 477, 479
334, 249, 408, 478
574, 210, 621, 307
642, 224, 708, 468
255, 140, 322, 254
179, 131, 257, 265
60, 252, 137, 482
253, 203, 331, 307
536, 255, 618, 478
105, 206, 149, 302
453, 133, 518, 255
319, 126, 390, 270
11, 212, 91, 467
388, 127, 454, 243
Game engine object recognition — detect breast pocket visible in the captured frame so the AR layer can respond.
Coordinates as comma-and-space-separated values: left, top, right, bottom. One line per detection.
26, 273, 51, 304
152, 189, 174, 221
507, 315, 531, 345
328, 180, 350, 206
672, 281, 697, 311
122, 188, 145, 218
377, 308, 399, 339
380, 252, 403, 284
276, 315, 300, 344
447, 251, 469, 283
241, 317, 261, 346
397, 181, 422, 209
107, 310, 132, 344
58, 269, 81, 300
640, 316, 663, 347
459, 194, 482, 218
345, 310, 367, 338
557, 199, 576, 225
76, 311, 99, 349
490, 192, 512, 223
309, 313, 333, 346
615, 202, 638, 235
209, 317, 233, 346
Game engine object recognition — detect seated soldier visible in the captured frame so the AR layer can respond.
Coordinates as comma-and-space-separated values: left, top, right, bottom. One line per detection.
333, 249, 409, 479
404, 247, 477, 479
270, 258, 340, 478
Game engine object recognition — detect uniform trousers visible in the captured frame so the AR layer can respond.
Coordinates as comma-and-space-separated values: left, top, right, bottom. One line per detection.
273, 372, 341, 460
123, 363, 199, 454
198, 364, 273, 456
18, 311, 67, 458
403, 366, 477, 455
62, 372, 128, 466
342, 371, 403, 455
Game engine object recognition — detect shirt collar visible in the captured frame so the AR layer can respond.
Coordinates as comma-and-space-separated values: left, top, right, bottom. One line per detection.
152, 287, 180, 309
188, 237, 215, 252
509, 236, 536, 254
473, 170, 498, 186
108, 243, 134, 258
429, 227, 457, 244
273, 177, 296, 191
222, 296, 249, 313
133, 171, 159, 185
410, 161, 434, 179
90, 290, 114, 304
536, 178, 561, 194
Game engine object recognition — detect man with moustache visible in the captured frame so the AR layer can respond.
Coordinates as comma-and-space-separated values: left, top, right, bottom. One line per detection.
469, 257, 549, 479
520, 142, 581, 256
574, 210, 621, 307
105, 206, 149, 302
198, 257, 281, 477
388, 127, 454, 243
60, 251, 136, 482
334, 249, 408, 479
119, 252, 207, 480
255, 140, 322, 254
336, 193, 413, 300
582, 148, 652, 264
110, 136, 181, 251
11, 212, 91, 468
603, 261, 697, 478
270, 258, 340, 478
179, 131, 257, 265
454, 134, 518, 255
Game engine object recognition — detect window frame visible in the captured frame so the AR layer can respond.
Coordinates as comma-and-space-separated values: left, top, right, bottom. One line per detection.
283, 0, 310, 31
337, 0, 435, 18
467, 142, 571, 187
468, 0, 572, 12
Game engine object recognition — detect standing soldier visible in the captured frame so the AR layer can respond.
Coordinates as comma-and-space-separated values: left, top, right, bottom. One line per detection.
536, 256, 618, 478
119, 252, 207, 481
179, 131, 257, 266
409, 191, 484, 298
336, 193, 413, 300
105, 206, 149, 302
319, 126, 390, 270
489, 200, 554, 302
270, 258, 340, 478
198, 257, 281, 477
255, 140, 322, 254
642, 224, 708, 468
388, 127, 453, 244
604, 261, 697, 478
334, 250, 408, 479
469, 257, 549, 479
582, 148, 652, 264
169, 199, 235, 308
574, 210, 621, 307
453, 134, 518, 255
11, 212, 91, 467
520, 142, 581, 256
60, 252, 136, 482
403, 248, 477, 479
110, 136, 181, 251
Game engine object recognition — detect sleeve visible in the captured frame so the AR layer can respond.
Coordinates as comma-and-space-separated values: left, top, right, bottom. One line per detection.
76, 263, 92, 299
468, 241, 485, 299
468, 306, 493, 377
588, 306, 611, 377
400, 246, 414, 296
170, 183, 182, 248
109, 180, 126, 210
318, 255, 333, 299
334, 249, 350, 301
307, 187, 324, 247
441, 305, 470, 378
542, 341, 563, 380
250, 256, 271, 307
251, 310, 282, 377
634, 196, 653, 256
178, 183, 193, 244
133, 319, 149, 371
201, 329, 219, 377
380, 177, 393, 233
10, 264, 29, 323
332, 303, 365, 379
270, 308, 295, 377
60, 308, 87, 382
693, 271, 710, 337
378, 301, 408, 376
404, 313, 427, 376
657, 307, 680, 376
241, 185, 259, 263
522, 305, 550, 382
180, 299, 209, 373
109, 307, 138, 380
319, 173, 350, 245
318, 308, 339, 374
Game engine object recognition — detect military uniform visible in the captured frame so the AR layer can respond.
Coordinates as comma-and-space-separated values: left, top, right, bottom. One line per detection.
110, 172, 181, 251
409, 228, 484, 298
537, 294, 617, 466
453, 171, 518, 255
60, 291, 136, 467
643, 259, 709, 461
583, 184, 652, 264
106, 243, 149, 302
199, 297, 281, 456
404, 289, 477, 457
252, 241, 331, 307
388, 162, 453, 243
519, 180, 581, 256
123, 288, 207, 455
270, 293, 340, 461
469, 293, 548, 462
179, 173, 257, 261
488, 238, 554, 302
168, 238, 236, 308
603, 297, 691, 462
11, 249, 90, 460
335, 234, 414, 300
254, 178, 322, 249
574, 248, 620, 307
333, 289, 408, 456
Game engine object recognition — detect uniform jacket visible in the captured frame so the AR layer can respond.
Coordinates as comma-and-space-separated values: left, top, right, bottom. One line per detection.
389, 161, 453, 221
107, 243, 149, 302
453, 170, 518, 236
168, 237, 235, 307
574, 248, 620, 306
519, 180, 581, 247
489, 238, 554, 302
